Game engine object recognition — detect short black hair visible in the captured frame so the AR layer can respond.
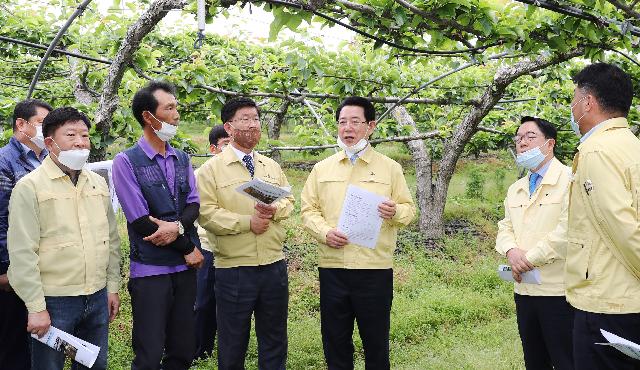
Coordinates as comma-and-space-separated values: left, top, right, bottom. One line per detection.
208, 124, 229, 146
12, 99, 53, 130
520, 116, 557, 141
220, 97, 260, 123
42, 107, 91, 138
335, 96, 376, 122
572, 63, 633, 116
131, 80, 177, 127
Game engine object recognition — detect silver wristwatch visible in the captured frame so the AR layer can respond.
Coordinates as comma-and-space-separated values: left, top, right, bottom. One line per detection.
175, 220, 184, 235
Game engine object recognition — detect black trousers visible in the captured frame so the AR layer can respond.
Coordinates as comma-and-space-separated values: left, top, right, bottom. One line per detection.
215, 260, 288, 370
573, 308, 640, 370
514, 294, 574, 370
195, 249, 217, 359
0, 289, 30, 370
319, 268, 393, 370
129, 269, 197, 370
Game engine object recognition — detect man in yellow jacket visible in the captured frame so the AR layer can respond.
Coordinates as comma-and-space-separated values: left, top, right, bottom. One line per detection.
568, 63, 640, 369
8, 108, 121, 370
301, 97, 415, 369
198, 97, 294, 370
496, 116, 573, 370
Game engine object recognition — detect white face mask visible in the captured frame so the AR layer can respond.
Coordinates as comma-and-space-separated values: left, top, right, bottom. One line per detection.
51, 140, 90, 170
22, 121, 46, 149
337, 136, 368, 157
148, 112, 178, 142
516, 139, 550, 170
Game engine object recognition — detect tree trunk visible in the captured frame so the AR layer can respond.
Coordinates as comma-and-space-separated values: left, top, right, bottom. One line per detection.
92, 0, 185, 161
385, 104, 440, 237
425, 49, 583, 239
387, 50, 583, 240
267, 100, 290, 163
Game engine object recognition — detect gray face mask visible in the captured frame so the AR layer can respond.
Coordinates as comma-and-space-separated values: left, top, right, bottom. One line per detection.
570, 96, 587, 137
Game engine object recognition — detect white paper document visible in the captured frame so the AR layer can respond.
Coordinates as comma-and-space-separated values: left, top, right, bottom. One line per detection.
85, 160, 120, 213
497, 265, 541, 284
596, 329, 640, 360
32, 326, 100, 368
337, 185, 385, 249
236, 177, 291, 205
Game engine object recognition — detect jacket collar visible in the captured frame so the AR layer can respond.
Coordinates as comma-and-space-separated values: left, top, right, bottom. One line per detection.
338, 144, 375, 164
9, 137, 37, 171
577, 117, 628, 151
41, 155, 87, 187
515, 157, 564, 195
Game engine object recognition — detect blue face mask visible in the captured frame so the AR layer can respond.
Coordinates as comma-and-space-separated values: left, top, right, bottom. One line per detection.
516, 139, 550, 170
570, 96, 587, 137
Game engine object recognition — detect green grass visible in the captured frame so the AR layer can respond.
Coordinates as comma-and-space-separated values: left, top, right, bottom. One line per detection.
105, 122, 524, 369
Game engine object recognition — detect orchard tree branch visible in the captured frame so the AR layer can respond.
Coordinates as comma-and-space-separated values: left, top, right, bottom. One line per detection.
93, 0, 186, 160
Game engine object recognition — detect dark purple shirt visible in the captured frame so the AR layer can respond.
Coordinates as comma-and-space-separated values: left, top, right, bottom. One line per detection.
112, 137, 199, 278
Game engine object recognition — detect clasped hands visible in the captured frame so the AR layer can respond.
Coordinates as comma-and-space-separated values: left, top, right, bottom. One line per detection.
143, 216, 203, 268
506, 247, 534, 283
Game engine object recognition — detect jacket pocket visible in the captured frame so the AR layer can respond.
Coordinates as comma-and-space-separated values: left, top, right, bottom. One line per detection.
39, 242, 84, 286
566, 238, 592, 281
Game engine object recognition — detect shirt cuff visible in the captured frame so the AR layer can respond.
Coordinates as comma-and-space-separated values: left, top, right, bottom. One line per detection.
107, 281, 120, 294
239, 215, 252, 233
26, 297, 47, 314
320, 225, 333, 245
525, 247, 545, 267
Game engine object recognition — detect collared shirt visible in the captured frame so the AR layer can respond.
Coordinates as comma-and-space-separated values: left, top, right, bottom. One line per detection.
19, 142, 47, 169
496, 157, 570, 296
197, 145, 294, 268
529, 159, 552, 194
112, 137, 199, 278
301, 146, 416, 269
7, 156, 121, 313
568, 117, 640, 313
579, 120, 608, 143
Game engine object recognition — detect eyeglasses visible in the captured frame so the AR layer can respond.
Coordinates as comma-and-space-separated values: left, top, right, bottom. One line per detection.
231, 117, 261, 126
337, 119, 370, 127
512, 132, 539, 144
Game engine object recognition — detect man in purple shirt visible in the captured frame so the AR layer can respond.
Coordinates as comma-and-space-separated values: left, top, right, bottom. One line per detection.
112, 81, 204, 370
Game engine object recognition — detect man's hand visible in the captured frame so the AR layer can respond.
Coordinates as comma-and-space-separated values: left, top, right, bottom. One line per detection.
143, 216, 179, 246
512, 270, 523, 284
378, 200, 396, 220
185, 248, 204, 269
255, 203, 277, 219
506, 247, 534, 274
326, 229, 349, 248
28, 310, 51, 338
250, 214, 270, 235
107, 293, 120, 322
0, 273, 12, 292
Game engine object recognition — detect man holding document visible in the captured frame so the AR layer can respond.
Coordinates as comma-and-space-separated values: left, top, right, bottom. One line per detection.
495, 116, 573, 370
197, 97, 294, 370
301, 96, 415, 369
7, 107, 121, 370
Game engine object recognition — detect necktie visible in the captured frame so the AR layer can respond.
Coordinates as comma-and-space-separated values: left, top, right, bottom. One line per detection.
350, 153, 358, 164
529, 172, 540, 197
242, 154, 255, 177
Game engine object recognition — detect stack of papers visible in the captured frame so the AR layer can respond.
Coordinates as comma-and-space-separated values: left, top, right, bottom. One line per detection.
497, 265, 541, 284
32, 326, 100, 367
597, 329, 640, 360
337, 185, 385, 249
